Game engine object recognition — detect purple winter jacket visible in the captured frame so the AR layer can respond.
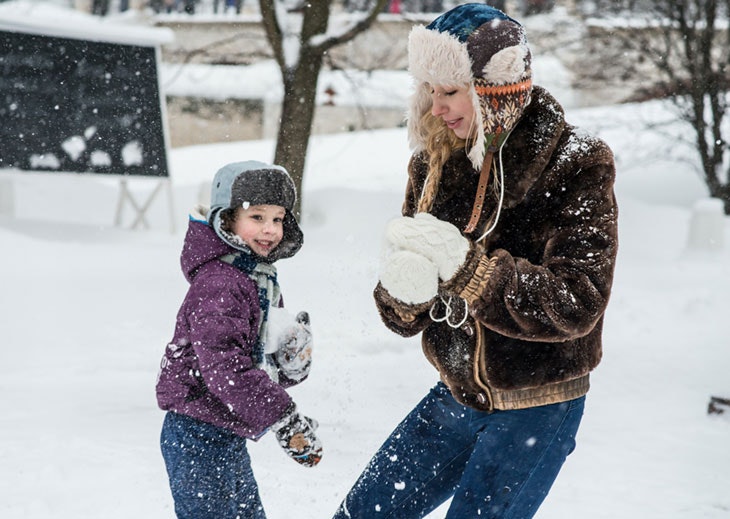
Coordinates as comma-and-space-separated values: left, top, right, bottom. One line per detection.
156, 218, 293, 439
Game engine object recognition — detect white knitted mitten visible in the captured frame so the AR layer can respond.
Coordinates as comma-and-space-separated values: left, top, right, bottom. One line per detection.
379, 249, 438, 304
385, 213, 469, 280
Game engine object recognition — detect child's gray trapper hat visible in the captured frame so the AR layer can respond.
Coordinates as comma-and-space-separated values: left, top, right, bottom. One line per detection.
208, 160, 303, 261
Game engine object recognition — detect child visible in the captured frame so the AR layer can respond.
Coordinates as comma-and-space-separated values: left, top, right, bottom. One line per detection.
157, 160, 322, 519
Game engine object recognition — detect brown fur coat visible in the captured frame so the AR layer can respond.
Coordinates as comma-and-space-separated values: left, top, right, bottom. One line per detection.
374, 86, 618, 412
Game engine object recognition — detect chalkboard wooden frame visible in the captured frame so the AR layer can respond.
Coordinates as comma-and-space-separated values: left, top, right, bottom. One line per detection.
0, 28, 170, 177
0, 17, 176, 231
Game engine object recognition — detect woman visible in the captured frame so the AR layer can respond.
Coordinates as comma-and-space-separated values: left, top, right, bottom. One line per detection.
333, 4, 618, 519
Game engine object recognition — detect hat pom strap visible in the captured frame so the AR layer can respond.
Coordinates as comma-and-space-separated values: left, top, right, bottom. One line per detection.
464, 150, 494, 234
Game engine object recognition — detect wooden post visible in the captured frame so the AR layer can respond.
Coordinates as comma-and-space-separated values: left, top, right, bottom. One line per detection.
115, 177, 176, 233
708, 396, 730, 415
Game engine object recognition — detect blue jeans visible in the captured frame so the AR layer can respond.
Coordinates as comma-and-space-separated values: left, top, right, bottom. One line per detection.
160, 412, 266, 519
333, 382, 585, 519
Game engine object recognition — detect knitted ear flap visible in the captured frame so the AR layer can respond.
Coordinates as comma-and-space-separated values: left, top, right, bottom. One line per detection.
476, 78, 532, 153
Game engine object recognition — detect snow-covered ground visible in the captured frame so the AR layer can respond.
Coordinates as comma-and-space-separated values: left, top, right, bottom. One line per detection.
1, 1, 730, 518
3, 101, 730, 519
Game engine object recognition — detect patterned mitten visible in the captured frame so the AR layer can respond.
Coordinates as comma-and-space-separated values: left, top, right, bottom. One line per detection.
274, 311, 312, 382
271, 403, 323, 467
379, 249, 438, 304
385, 213, 470, 280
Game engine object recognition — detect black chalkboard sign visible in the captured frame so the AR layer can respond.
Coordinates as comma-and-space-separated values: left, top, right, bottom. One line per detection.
0, 29, 169, 177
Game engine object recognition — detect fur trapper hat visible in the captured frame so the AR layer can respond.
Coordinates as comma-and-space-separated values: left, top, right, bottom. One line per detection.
208, 160, 303, 261
407, 3, 532, 171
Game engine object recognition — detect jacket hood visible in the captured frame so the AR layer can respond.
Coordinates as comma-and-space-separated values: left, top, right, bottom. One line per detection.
180, 214, 232, 284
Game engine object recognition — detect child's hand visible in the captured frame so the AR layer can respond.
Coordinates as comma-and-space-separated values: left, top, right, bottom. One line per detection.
271, 403, 322, 467
274, 311, 312, 381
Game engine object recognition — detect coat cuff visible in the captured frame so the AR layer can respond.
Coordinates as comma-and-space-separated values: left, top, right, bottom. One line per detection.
374, 282, 434, 336
440, 246, 498, 304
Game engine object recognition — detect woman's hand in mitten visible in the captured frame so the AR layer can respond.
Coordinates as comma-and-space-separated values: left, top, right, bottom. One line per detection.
385, 213, 470, 280
379, 249, 438, 305
275, 311, 312, 382
271, 403, 323, 467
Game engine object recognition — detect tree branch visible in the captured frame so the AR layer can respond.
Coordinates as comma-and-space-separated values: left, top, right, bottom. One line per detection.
259, 0, 286, 70
312, 0, 390, 54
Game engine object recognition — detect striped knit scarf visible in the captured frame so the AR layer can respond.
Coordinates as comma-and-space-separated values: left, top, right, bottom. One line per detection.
219, 251, 281, 370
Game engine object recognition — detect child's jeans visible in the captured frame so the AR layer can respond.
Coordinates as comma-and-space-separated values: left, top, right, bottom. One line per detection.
160, 412, 266, 519
333, 382, 585, 519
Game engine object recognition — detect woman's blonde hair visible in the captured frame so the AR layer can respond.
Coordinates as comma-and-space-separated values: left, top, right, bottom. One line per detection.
416, 111, 468, 213
417, 108, 501, 240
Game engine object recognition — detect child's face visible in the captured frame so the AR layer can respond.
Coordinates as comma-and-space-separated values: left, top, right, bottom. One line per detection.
232, 204, 286, 257
428, 83, 476, 140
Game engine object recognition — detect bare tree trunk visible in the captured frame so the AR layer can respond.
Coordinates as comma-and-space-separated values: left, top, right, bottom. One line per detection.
260, 0, 390, 218
274, 54, 324, 218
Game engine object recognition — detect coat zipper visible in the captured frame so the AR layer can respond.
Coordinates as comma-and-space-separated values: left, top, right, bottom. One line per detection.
472, 318, 494, 411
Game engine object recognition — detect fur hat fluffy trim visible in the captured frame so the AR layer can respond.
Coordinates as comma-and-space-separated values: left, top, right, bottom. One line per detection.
207, 160, 303, 261
483, 45, 530, 84
407, 25, 485, 170
408, 24, 473, 88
